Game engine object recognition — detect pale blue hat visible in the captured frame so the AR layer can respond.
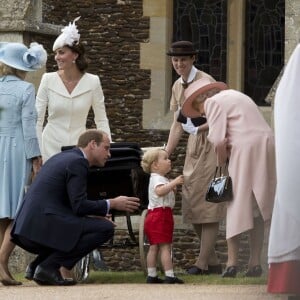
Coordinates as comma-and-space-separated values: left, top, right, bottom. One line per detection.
0, 42, 47, 72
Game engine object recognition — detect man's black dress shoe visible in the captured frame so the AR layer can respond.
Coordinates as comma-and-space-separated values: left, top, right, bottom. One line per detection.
221, 266, 237, 278
33, 265, 76, 286
25, 264, 35, 280
244, 265, 262, 277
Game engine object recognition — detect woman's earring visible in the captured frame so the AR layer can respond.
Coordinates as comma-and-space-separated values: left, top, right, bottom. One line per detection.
72, 60, 76, 63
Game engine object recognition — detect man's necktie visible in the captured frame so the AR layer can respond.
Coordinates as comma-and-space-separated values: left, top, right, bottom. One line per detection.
182, 80, 191, 89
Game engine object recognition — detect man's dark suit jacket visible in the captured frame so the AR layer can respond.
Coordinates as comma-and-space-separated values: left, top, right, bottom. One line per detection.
12, 148, 108, 252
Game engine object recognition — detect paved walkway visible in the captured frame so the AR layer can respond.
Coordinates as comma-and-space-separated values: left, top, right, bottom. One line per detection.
0, 282, 287, 300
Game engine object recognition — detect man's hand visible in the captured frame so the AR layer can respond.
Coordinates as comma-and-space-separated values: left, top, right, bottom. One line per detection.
109, 196, 140, 212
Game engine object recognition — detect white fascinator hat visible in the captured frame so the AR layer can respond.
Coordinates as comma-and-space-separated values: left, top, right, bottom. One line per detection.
0, 42, 47, 72
53, 16, 81, 51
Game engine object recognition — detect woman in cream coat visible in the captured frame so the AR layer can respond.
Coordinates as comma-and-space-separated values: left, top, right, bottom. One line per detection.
36, 71, 111, 161
36, 17, 111, 162
182, 78, 276, 278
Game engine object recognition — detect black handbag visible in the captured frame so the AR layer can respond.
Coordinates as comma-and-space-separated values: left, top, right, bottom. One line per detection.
206, 164, 233, 203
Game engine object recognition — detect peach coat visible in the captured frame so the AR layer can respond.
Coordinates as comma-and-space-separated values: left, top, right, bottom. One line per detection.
205, 89, 276, 239
170, 70, 225, 224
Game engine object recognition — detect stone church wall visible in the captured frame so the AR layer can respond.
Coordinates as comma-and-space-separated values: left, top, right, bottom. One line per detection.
2, 0, 300, 275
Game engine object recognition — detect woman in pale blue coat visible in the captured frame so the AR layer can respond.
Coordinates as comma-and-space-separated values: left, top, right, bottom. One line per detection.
0, 42, 47, 285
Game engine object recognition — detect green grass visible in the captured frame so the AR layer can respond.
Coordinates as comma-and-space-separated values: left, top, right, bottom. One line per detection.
85, 270, 267, 285
15, 270, 267, 285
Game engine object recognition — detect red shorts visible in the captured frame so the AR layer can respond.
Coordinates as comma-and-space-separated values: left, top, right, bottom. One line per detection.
144, 207, 174, 245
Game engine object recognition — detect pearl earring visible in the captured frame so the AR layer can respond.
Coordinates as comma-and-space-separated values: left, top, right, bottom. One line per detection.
72, 60, 76, 63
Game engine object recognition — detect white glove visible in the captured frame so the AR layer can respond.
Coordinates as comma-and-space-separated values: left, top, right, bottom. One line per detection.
181, 118, 198, 135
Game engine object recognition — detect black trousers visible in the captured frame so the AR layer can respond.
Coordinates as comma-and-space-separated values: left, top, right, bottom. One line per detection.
17, 217, 114, 270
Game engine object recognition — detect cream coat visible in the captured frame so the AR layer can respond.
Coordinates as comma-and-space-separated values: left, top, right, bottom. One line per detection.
36, 72, 111, 161
205, 90, 276, 239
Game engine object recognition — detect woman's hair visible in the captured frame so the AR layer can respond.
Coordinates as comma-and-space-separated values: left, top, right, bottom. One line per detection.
77, 129, 105, 147
141, 148, 165, 174
0, 62, 26, 79
67, 42, 88, 72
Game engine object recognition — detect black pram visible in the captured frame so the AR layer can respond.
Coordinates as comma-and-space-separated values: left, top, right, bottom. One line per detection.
86, 142, 149, 211
62, 142, 149, 213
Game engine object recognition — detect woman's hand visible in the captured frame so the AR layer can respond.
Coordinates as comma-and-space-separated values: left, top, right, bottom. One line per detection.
32, 156, 42, 179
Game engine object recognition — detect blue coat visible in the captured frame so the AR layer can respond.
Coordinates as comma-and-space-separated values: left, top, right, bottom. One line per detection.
12, 147, 108, 252
0, 75, 40, 218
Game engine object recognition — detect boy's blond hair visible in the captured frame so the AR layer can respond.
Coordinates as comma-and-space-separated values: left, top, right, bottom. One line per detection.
141, 148, 165, 174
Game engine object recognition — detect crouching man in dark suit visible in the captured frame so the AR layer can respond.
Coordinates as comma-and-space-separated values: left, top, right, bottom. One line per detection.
11, 129, 140, 286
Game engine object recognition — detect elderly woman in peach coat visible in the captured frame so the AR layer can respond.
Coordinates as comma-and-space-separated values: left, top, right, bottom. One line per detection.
182, 78, 276, 278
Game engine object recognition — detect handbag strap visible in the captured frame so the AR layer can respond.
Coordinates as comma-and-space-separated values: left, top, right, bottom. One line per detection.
214, 160, 229, 178
213, 166, 218, 179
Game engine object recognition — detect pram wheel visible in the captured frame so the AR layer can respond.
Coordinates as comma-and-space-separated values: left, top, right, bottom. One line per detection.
73, 253, 90, 282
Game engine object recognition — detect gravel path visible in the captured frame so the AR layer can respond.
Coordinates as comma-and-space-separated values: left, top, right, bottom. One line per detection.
0, 282, 286, 300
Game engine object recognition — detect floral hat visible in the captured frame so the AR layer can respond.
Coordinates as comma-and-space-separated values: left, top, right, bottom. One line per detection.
0, 42, 47, 72
53, 16, 81, 51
